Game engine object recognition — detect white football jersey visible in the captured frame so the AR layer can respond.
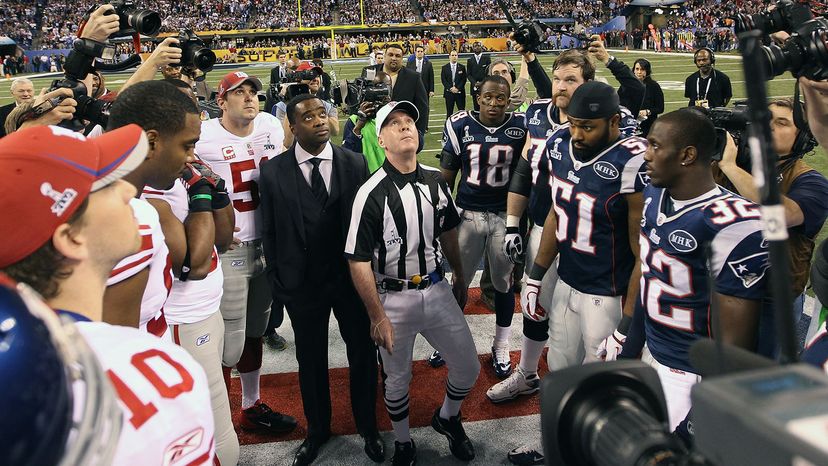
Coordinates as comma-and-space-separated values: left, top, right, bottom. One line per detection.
143, 181, 224, 325
195, 113, 284, 242
107, 198, 171, 336
76, 321, 215, 465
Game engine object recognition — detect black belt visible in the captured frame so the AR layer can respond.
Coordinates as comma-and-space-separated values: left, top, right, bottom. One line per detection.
378, 267, 445, 292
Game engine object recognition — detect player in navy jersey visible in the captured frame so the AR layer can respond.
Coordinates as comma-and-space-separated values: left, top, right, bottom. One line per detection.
440, 75, 528, 378
624, 108, 769, 430
490, 52, 643, 427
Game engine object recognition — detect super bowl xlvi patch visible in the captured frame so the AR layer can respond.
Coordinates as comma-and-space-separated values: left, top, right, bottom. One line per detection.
593, 161, 619, 180
668, 230, 697, 252
385, 228, 403, 247
231, 260, 246, 267
505, 127, 525, 139
462, 126, 474, 143
41, 182, 77, 216
727, 252, 770, 288
196, 334, 210, 346
549, 138, 563, 160
529, 109, 542, 126
264, 133, 276, 150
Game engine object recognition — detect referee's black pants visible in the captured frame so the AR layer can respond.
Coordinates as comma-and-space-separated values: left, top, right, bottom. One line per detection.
285, 277, 379, 440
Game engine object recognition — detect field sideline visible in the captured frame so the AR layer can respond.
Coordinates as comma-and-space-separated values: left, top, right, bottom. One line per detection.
3, 50, 826, 245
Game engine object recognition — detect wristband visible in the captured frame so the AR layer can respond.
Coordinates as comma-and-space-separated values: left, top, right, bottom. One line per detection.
189, 193, 212, 213
528, 263, 548, 282
505, 226, 520, 234
506, 214, 521, 228
617, 315, 632, 336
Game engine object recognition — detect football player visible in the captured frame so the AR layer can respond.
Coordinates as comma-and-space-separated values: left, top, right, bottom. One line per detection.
622, 108, 769, 429
196, 71, 297, 435
502, 82, 648, 465
0, 126, 216, 465
439, 75, 528, 378
103, 81, 201, 337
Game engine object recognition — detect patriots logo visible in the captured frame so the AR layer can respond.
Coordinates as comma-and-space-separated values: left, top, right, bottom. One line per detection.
638, 170, 651, 186
727, 252, 770, 288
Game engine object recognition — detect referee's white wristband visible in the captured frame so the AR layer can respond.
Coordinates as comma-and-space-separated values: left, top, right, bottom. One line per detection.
506, 215, 521, 228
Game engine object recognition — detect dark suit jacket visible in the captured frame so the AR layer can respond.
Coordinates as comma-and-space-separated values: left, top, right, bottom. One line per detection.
406, 58, 435, 94
369, 64, 429, 134
441, 62, 467, 96
270, 64, 289, 84
466, 53, 491, 90
0, 103, 15, 138
260, 143, 369, 302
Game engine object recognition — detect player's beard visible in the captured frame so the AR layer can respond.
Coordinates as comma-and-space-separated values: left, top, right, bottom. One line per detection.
572, 125, 611, 161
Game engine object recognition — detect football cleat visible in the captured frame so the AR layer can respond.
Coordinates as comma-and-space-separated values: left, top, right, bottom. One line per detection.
240, 400, 297, 434
507, 441, 544, 465
486, 367, 540, 403
391, 439, 416, 466
431, 409, 475, 461
491, 343, 513, 378
427, 350, 445, 368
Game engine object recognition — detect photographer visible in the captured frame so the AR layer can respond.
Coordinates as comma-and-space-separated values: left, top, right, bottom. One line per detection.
716, 98, 828, 356
121, 37, 183, 91
488, 57, 530, 112
342, 71, 395, 172
4, 87, 77, 135
273, 61, 339, 147
799, 76, 828, 147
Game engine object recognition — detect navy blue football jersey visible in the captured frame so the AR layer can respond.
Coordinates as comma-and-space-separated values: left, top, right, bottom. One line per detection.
524, 99, 640, 226
640, 185, 770, 373
802, 324, 828, 374
441, 110, 527, 212
545, 128, 648, 296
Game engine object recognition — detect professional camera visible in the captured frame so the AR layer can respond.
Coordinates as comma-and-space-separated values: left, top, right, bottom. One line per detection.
104, 0, 162, 36
735, 0, 828, 81
512, 20, 546, 53
269, 64, 322, 103
49, 40, 117, 131
175, 29, 216, 73
332, 75, 391, 116
704, 104, 750, 162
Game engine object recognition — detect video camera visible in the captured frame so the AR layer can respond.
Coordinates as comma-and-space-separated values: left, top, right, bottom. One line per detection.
267, 66, 322, 104
706, 103, 751, 162
332, 71, 391, 116
540, 344, 828, 466
735, 0, 828, 81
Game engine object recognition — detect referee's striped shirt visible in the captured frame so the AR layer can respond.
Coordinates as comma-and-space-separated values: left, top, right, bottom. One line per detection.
345, 159, 461, 279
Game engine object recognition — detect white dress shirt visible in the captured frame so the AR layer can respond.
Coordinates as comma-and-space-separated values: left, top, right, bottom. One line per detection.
295, 140, 333, 192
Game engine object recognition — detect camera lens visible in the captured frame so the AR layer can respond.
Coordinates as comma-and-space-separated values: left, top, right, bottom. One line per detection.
192, 47, 216, 72
129, 10, 162, 36
761, 41, 804, 78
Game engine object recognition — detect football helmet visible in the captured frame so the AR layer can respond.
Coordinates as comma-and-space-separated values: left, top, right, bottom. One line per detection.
0, 273, 122, 466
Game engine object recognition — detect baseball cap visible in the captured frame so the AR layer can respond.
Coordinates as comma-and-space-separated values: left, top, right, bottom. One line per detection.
217, 71, 263, 99
0, 124, 148, 268
296, 61, 323, 74
567, 81, 620, 120
375, 101, 419, 137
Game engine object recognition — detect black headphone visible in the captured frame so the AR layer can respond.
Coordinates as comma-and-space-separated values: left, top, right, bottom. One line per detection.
790, 95, 818, 156
694, 47, 716, 65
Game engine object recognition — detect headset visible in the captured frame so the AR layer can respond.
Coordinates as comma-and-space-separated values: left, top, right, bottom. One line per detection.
790, 96, 818, 157
694, 47, 716, 65
487, 58, 517, 83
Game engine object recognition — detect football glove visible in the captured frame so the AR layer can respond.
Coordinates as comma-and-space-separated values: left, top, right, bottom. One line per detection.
520, 277, 547, 321
596, 329, 626, 361
181, 161, 218, 212
503, 227, 524, 264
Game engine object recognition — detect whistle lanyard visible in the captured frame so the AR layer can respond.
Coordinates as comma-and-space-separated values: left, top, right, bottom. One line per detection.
697, 71, 714, 100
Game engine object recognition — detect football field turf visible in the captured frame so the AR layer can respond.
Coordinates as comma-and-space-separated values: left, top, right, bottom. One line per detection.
3, 50, 826, 245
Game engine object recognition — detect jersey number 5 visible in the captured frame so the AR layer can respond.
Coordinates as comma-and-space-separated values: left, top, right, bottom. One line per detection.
230, 157, 269, 212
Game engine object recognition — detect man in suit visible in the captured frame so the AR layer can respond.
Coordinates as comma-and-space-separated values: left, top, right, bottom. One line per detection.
441, 50, 467, 117
370, 43, 429, 135
265, 52, 290, 114
259, 94, 383, 466
407, 44, 435, 99
466, 41, 491, 111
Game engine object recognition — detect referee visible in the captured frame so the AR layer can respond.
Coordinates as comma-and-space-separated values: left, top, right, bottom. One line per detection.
345, 101, 481, 465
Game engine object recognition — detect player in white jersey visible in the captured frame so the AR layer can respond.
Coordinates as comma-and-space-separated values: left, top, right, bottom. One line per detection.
0, 125, 216, 465
196, 71, 297, 434
104, 81, 202, 337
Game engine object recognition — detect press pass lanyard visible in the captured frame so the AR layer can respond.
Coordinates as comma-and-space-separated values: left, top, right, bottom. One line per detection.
697, 71, 714, 100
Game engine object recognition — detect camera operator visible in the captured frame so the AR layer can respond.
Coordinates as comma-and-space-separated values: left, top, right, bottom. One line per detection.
266, 52, 290, 113
313, 58, 332, 102
715, 98, 828, 356
342, 71, 394, 172
488, 57, 530, 112
685, 48, 732, 109
273, 61, 339, 147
